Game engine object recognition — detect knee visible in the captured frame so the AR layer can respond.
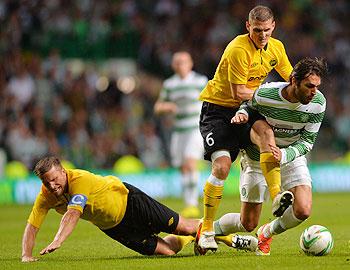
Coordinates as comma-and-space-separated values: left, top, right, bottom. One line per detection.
293, 206, 311, 221
176, 217, 198, 235
212, 160, 231, 180
180, 223, 196, 235
157, 249, 176, 256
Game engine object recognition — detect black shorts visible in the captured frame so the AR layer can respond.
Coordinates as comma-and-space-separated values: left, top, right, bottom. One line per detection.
101, 183, 179, 255
199, 101, 265, 162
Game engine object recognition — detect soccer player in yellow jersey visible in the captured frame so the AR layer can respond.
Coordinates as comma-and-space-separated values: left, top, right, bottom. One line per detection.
21, 156, 257, 262
196, 5, 294, 252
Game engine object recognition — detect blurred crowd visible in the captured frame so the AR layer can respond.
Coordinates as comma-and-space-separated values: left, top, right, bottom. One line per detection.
0, 0, 349, 173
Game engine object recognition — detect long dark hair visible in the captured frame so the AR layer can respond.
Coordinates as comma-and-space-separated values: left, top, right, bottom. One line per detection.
291, 57, 328, 84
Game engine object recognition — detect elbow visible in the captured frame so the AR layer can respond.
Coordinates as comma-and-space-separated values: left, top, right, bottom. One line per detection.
235, 92, 244, 102
153, 103, 160, 114
66, 209, 82, 220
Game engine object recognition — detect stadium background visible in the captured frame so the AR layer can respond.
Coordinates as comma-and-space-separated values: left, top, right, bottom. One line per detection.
0, 0, 349, 204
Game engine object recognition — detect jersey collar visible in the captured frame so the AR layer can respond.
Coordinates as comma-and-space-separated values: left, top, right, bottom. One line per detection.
248, 35, 268, 51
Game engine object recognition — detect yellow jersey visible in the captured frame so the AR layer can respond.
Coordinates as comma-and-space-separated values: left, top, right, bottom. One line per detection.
28, 169, 129, 230
199, 34, 292, 107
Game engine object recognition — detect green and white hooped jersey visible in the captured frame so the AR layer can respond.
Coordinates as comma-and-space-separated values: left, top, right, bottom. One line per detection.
240, 81, 326, 164
160, 71, 208, 132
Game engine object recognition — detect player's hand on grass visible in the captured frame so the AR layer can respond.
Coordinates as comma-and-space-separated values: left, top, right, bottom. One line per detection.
40, 241, 61, 255
21, 255, 38, 263
269, 144, 282, 162
231, 113, 248, 124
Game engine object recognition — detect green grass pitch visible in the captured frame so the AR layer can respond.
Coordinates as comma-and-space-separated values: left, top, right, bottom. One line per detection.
0, 193, 349, 270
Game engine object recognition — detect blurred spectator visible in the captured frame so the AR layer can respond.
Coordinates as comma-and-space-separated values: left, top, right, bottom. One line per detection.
0, 0, 348, 171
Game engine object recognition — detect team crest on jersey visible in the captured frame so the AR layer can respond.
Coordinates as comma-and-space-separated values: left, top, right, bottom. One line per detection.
241, 187, 247, 198
300, 114, 309, 123
168, 217, 174, 226
269, 59, 277, 66
250, 62, 258, 68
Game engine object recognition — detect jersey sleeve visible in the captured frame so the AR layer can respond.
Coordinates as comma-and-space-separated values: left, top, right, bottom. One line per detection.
67, 176, 92, 213
158, 87, 169, 101
274, 42, 293, 81
27, 192, 51, 228
228, 47, 250, 85
280, 107, 326, 164
158, 79, 171, 101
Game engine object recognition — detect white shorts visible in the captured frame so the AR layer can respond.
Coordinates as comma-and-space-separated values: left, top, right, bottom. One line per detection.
239, 151, 312, 203
170, 129, 204, 167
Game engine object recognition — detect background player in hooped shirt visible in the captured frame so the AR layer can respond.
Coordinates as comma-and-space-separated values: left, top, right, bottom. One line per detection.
154, 51, 208, 218
215, 57, 327, 255
21, 156, 257, 262
197, 5, 294, 252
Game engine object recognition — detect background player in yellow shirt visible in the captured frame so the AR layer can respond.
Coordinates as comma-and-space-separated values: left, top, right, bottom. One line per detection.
197, 5, 294, 253
21, 156, 257, 262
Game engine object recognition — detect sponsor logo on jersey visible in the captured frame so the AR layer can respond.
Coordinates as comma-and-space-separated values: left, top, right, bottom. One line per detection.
248, 73, 268, 81
272, 126, 298, 134
269, 59, 277, 66
68, 194, 87, 208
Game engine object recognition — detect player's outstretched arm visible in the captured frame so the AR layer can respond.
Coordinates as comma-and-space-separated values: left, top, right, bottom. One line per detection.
22, 223, 39, 262
40, 209, 81, 256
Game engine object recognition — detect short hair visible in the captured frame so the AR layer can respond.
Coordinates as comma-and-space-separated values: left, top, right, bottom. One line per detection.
33, 156, 62, 178
248, 5, 274, 22
291, 57, 328, 84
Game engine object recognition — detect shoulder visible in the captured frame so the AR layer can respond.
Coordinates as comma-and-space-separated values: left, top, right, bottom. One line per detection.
231, 34, 250, 46
254, 82, 285, 102
311, 91, 326, 109
163, 75, 178, 88
257, 82, 283, 95
226, 34, 252, 53
268, 37, 285, 48
192, 71, 208, 83
267, 37, 288, 56
67, 169, 94, 182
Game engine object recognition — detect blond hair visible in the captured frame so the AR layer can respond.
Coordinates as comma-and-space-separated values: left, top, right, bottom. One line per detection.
33, 156, 62, 178
248, 5, 274, 22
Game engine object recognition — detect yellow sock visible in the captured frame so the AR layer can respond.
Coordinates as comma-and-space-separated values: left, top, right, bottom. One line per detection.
260, 152, 281, 200
215, 234, 233, 247
176, 235, 195, 250
202, 181, 224, 232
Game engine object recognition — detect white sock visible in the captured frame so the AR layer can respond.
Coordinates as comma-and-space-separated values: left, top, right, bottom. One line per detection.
207, 173, 225, 186
182, 171, 199, 207
264, 206, 303, 238
214, 213, 247, 235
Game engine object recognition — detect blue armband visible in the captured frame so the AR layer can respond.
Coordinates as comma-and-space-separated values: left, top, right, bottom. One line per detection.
68, 194, 87, 208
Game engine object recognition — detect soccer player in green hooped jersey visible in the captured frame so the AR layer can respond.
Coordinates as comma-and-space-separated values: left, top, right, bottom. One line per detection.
215, 57, 328, 255
154, 51, 208, 218
21, 156, 257, 262
197, 5, 293, 253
